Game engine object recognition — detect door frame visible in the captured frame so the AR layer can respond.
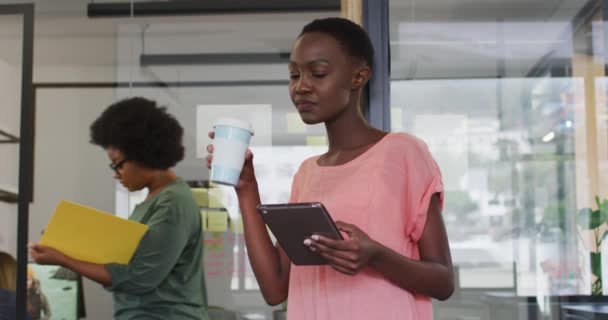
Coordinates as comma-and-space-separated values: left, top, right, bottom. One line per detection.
0, 3, 34, 320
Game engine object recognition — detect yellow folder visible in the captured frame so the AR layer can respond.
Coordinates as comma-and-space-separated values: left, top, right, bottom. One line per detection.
40, 200, 148, 265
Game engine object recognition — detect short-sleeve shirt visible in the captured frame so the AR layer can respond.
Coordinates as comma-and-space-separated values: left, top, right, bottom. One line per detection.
286, 133, 444, 320
105, 178, 209, 320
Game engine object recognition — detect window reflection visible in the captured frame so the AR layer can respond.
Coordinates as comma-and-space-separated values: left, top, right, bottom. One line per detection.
391, 77, 581, 296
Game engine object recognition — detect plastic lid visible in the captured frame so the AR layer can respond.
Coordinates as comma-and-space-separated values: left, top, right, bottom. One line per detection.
213, 117, 254, 135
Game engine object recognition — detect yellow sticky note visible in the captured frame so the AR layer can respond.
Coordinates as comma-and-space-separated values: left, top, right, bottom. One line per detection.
208, 188, 225, 208
286, 112, 306, 133
191, 188, 208, 207
306, 135, 327, 146
200, 209, 208, 231
205, 233, 224, 251
40, 200, 148, 264
208, 210, 228, 232
231, 215, 244, 234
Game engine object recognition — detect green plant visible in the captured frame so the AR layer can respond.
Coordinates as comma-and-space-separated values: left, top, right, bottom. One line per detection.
576, 196, 608, 295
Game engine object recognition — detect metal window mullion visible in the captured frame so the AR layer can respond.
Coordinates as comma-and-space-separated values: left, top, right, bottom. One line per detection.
362, 0, 391, 131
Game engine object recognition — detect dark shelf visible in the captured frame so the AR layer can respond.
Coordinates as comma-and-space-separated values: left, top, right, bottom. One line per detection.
0, 188, 18, 203
0, 129, 19, 144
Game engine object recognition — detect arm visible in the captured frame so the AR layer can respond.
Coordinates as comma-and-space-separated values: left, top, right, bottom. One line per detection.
104, 199, 192, 295
370, 193, 454, 300
63, 259, 112, 287
308, 193, 454, 300
29, 244, 112, 287
235, 159, 291, 306
207, 136, 290, 306
30, 198, 191, 295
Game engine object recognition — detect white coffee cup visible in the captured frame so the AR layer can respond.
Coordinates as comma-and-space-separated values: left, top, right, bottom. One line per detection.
210, 118, 254, 186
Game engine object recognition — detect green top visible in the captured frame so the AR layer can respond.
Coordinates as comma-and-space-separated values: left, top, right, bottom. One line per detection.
105, 178, 209, 320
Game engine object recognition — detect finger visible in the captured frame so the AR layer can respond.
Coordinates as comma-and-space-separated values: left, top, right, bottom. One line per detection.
335, 222, 358, 240
206, 144, 214, 153
317, 250, 358, 272
208, 131, 215, 139
244, 149, 254, 161
311, 235, 357, 251
32, 244, 51, 253
29, 247, 40, 257
309, 239, 358, 262
328, 263, 356, 276
335, 221, 357, 233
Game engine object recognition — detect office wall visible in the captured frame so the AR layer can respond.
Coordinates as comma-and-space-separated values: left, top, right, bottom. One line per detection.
0, 58, 21, 256
0, 12, 118, 319
28, 15, 118, 319
31, 89, 116, 320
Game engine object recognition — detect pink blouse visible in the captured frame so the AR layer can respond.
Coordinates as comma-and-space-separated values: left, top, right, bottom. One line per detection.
286, 133, 444, 320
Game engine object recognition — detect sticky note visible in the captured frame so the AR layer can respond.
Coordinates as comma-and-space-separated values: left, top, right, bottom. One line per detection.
208, 210, 228, 232
40, 200, 148, 264
286, 112, 306, 133
191, 188, 208, 207
204, 233, 224, 251
200, 209, 207, 231
208, 188, 225, 208
306, 135, 327, 146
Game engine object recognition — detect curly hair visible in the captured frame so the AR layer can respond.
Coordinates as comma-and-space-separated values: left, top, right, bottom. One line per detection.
90, 97, 185, 170
300, 17, 374, 69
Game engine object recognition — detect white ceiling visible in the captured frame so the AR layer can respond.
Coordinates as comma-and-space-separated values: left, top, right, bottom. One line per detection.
0, 0, 594, 79
389, 0, 589, 78
389, 0, 582, 20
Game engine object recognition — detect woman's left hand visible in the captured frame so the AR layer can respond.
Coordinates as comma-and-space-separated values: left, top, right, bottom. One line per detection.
29, 243, 68, 266
305, 221, 380, 275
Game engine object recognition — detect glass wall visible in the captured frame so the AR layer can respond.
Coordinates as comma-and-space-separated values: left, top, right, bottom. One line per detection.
115, 10, 334, 319
1, 0, 607, 319
0, 1, 336, 319
390, 0, 608, 319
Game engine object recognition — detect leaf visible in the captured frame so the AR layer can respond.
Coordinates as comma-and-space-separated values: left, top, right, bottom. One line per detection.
577, 208, 593, 228
591, 252, 603, 278
592, 279, 603, 296
577, 208, 604, 229
602, 230, 608, 244
601, 199, 608, 224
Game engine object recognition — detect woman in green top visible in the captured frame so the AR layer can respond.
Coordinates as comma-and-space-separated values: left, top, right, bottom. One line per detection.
30, 97, 209, 320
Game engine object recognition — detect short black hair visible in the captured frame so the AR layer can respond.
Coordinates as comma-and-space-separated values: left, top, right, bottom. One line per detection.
90, 97, 184, 170
300, 17, 374, 69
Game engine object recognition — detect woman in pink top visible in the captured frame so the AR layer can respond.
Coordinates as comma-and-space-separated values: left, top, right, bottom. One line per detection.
207, 17, 454, 320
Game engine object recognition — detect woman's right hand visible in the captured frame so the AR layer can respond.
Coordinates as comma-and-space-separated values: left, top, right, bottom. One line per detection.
29, 242, 68, 266
206, 131, 258, 192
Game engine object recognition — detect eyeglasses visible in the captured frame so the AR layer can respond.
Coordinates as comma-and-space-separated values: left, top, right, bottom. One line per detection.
109, 159, 128, 174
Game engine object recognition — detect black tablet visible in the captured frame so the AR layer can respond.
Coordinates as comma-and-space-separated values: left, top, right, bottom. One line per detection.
257, 202, 343, 265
